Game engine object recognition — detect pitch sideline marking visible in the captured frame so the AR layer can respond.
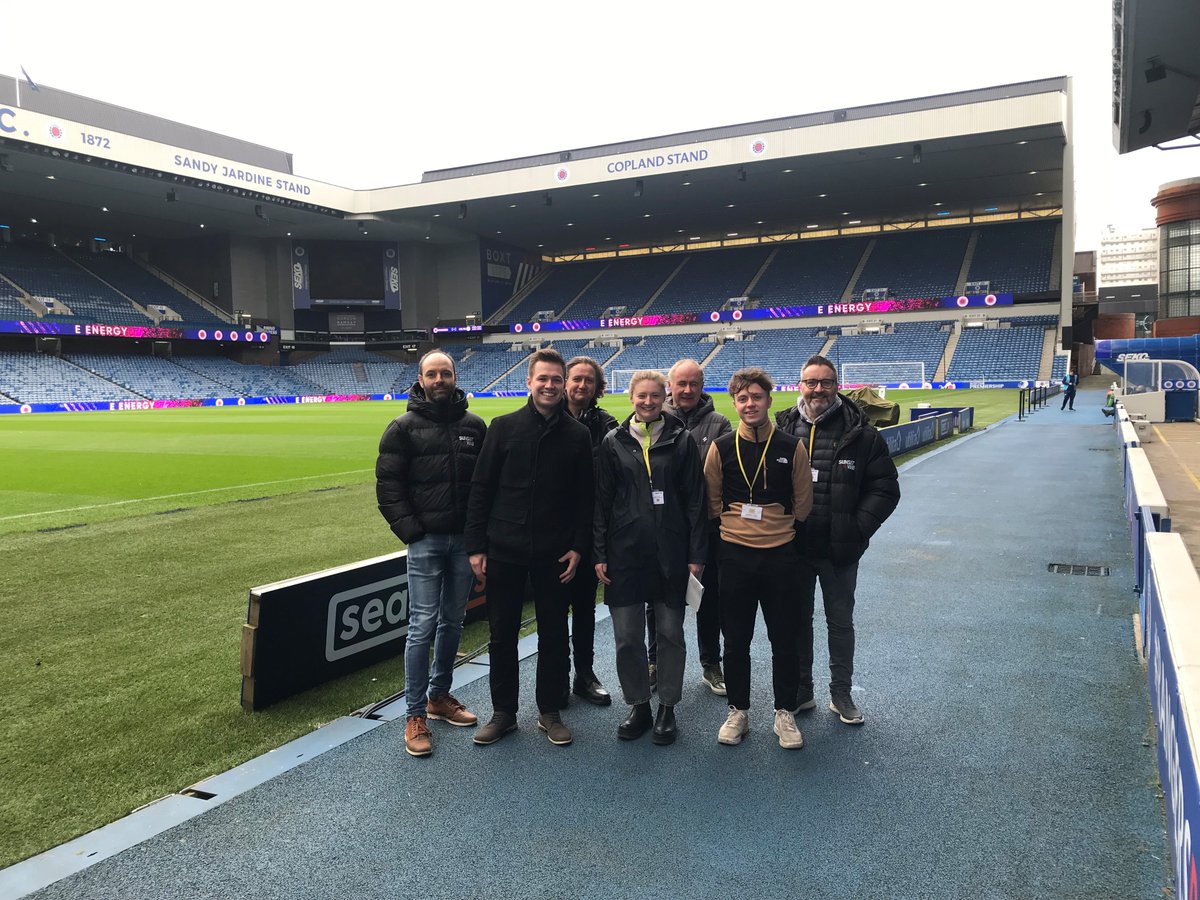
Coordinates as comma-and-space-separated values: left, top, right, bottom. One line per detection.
0, 468, 374, 522
1151, 425, 1200, 492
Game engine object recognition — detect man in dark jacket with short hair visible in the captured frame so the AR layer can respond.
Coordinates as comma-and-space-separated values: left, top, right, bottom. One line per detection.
376, 350, 487, 757
562, 356, 618, 706
654, 358, 732, 696
776, 354, 900, 727
465, 349, 595, 747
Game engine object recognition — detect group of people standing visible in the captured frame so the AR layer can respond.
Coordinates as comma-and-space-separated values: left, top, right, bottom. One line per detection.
376, 346, 899, 756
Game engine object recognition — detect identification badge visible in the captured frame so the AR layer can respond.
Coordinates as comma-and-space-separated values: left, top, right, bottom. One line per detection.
740, 504, 763, 521
651, 491, 665, 506
812, 468, 819, 483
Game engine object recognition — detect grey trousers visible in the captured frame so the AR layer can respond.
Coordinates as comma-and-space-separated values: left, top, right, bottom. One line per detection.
610, 602, 685, 707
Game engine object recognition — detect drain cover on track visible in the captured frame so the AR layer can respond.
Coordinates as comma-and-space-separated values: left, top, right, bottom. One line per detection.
1047, 563, 1111, 576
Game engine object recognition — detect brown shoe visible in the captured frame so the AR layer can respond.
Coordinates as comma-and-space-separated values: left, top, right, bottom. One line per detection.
473, 712, 518, 745
427, 694, 478, 727
405, 715, 432, 757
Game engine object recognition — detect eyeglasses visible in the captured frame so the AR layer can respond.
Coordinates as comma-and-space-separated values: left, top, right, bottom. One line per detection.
801, 379, 837, 390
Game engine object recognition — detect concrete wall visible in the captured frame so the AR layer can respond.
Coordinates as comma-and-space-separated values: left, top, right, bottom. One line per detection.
229, 236, 293, 329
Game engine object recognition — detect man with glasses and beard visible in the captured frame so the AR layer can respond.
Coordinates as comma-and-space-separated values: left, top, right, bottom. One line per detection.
775, 355, 900, 727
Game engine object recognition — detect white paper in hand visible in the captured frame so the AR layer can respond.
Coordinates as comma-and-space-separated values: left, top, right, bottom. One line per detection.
686, 572, 705, 612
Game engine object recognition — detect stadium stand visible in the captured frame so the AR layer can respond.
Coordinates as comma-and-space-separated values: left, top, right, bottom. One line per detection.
965, 222, 1057, 295
560, 255, 681, 320
854, 230, 971, 300
1051, 355, 1068, 381
0, 279, 33, 320
826, 321, 951, 383
604, 332, 706, 377
64, 352, 232, 399
450, 343, 531, 391
63, 249, 228, 326
645, 246, 771, 314
0, 350, 146, 403
487, 338, 623, 392
172, 356, 321, 397
751, 238, 869, 306
499, 261, 608, 324
0, 244, 153, 325
702, 327, 829, 388
945, 325, 1045, 381
285, 347, 417, 394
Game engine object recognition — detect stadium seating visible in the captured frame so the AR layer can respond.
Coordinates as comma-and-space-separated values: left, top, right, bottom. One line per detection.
451, 343, 531, 391
498, 262, 608, 324
1051, 355, 1068, 381
488, 338, 623, 392
966, 222, 1057, 295
0, 280, 33, 320
560, 255, 681, 320
285, 346, 417, 394
64, 352, 232, 399
825, 321, 951, 383
854, 230, 970, 300
0, 350, 146, 403
646, 246, 771, 314
702, 327, 828, 388
0, 244, 153, 326
945, 326, 1044, 381
751, 238, 869, 306
172, 356, 322, 396
603, 333, 707, 380
63, 249, 228, 326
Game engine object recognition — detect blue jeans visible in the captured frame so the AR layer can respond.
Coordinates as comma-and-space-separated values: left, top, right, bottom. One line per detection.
404, 533, 473, 718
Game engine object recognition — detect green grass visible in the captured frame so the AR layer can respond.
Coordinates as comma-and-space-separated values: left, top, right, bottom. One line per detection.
0, 389, 1017, 866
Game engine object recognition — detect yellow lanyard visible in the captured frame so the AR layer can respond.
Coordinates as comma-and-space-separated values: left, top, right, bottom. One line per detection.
735, 424, 773, 504
808, 422, 816, 459
639, 419, 659, 487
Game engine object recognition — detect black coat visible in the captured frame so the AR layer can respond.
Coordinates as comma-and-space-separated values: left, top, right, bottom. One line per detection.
665, 392, 731, 460
593, 412, 707, 608
776, 397, 900, 565
464, 399, 594, 565
375, 384, 487, 544
568, 400, 619, 452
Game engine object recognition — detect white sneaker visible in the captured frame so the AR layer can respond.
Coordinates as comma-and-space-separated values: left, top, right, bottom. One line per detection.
773, 709, 805, 750
718, 706, 749, 745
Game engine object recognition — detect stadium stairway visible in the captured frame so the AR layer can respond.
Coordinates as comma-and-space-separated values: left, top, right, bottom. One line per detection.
6, 384, 1170, 900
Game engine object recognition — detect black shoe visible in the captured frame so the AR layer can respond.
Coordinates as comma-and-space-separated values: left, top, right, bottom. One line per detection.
618, 702, 653, 740
793, 684, 816, 714
652, 704, 677, 745
573, 671, 612, 706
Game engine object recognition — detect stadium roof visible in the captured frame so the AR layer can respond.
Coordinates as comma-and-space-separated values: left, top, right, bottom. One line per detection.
1112, 0, 1200, 153
0, 76, 1068, 254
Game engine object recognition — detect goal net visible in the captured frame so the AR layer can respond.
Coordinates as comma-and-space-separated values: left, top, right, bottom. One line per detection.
839, 361, 926, 388
609, 368, 659, 392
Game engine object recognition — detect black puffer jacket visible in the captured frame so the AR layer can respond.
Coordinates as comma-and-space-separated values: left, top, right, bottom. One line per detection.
568, 401, 619, 451
666, 392, 731, 460
776, 396, 900, 565
375, 383, 487, 544
593, 412, 706, 607
464, 399, 594, 565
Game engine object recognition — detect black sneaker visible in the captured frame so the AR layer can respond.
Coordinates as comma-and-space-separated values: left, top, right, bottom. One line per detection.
793, 685, 816, 714
537, 712, 573, 746
829, 689, 864, 725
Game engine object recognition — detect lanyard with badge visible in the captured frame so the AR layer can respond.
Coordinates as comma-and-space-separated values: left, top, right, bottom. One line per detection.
639, 420, 665, 506
735, 425, 773, 520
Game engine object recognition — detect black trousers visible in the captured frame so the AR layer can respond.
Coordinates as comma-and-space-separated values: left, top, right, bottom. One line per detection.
565, 565, 598, 674
485, 557, 571, 715
797, 556, 859, 692
718, 541, 800, 711
647, 530, 722, 667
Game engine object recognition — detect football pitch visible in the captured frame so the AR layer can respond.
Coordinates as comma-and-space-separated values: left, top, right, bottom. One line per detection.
0, 389, 1015, 865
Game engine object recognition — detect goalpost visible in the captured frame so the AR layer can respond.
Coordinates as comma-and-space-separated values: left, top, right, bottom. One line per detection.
609, 369, 653, 392
839, 361, 926, 388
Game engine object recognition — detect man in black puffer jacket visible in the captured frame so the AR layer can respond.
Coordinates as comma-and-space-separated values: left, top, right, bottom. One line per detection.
776, 354, 900, 727
376, 350, 487, 758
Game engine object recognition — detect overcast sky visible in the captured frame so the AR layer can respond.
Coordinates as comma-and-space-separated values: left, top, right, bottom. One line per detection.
6, 1, 1196, 251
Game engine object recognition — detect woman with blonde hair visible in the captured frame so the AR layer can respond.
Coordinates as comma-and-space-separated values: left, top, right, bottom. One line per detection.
594, 370, 707, 744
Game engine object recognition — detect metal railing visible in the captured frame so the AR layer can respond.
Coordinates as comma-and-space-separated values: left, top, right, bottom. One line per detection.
1018, 383, 1057, 420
